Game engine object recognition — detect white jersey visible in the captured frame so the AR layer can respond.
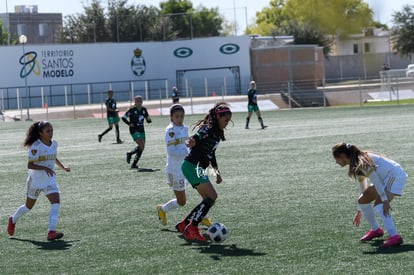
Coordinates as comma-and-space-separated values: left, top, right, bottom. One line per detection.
363, 153, 407, 201
27, 139, 58, 188
165, 122, 189, 174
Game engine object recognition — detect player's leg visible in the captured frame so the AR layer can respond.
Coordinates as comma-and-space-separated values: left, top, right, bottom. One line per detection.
45, 191, 64, 241
358, 185, 383, 241
8, 196, 36, 236
245, 109, 253, 129
375, 176, 405, 247
114, 122, 122, 143
255, 109, 267, 129
182, 182, 216, 242
99, 122, 114, 142
131, 138, 145, 169
158, 174, 186, 225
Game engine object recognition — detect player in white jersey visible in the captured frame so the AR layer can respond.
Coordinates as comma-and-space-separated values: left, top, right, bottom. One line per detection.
7, 121, 71, 241
332, 143, 407, 248
156, 104, 212, 227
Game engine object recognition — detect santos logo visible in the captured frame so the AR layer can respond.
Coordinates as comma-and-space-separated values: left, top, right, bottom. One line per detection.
19, 49, 75, 79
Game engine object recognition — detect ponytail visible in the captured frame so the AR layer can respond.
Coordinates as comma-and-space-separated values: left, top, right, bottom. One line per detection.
332, 143, 375, 179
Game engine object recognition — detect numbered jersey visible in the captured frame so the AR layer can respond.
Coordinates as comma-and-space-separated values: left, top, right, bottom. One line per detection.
27, 139, 57, 187
165, 122, 189, 174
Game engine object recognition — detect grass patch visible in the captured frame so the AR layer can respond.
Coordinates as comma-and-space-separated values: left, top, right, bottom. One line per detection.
1, 105, 414, 274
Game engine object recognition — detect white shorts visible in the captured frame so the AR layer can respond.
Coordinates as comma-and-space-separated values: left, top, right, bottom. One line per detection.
166, 173, 187, 191
26, 175, 60, 200
384, 170, 407, 196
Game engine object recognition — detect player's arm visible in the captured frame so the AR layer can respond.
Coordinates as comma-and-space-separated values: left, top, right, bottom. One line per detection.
146, 115, 152, 123
353, 175, 367, 227
210, 151, 222, 184
122, 111, 130, 126
55, 158, 71, 172
28, 161, 55, 177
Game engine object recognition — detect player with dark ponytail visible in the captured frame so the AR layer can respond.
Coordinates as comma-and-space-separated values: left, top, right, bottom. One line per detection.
176, 102, 232, 242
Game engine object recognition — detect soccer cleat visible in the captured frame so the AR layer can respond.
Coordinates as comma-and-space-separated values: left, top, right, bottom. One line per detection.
157, 205, 167, 225
262, 125, 268, 129
47, 231, 64, 241
183, 223, 208, 243
360, 227, 384, 242
7, 216, 15, 236
98, 134, 102, 143
131, 162, 138, 169
116, 139, 123, 144
175, 219, 187, 233
381, 234, 403, 248
200, 217, 212, 227
126, 153, 132, 164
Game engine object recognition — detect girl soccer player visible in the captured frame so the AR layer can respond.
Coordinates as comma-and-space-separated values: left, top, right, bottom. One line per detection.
332, 143, 407, 248
176, 102, 232, 242
7, 121, 71, 241
122, 95, 152, 169
157, 104, 189, 225
157, 104, 212, 227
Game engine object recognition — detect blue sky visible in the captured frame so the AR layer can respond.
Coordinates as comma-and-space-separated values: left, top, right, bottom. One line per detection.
3, 0, 412, 32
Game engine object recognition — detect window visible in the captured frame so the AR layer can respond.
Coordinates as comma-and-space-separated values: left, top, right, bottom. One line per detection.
17, 24, 26, 36
353, 44, 358, 54
39, 24, 48, 36
364, 43, 370, 53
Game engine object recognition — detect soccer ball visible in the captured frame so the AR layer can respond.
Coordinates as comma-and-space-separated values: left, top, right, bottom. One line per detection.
207, 222, 228, 242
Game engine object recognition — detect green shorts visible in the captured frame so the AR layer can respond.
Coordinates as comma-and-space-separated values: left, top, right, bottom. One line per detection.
131, 131, 145, 141
181, 160, 210, 187
107, 116, 120, 124
248, 104, 259, 112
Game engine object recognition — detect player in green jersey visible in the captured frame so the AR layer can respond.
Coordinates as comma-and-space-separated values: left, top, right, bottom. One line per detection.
176, 102, 232, 243
246, 81, 267, 129
98, 90, 122, 144
122, 95, 152, 169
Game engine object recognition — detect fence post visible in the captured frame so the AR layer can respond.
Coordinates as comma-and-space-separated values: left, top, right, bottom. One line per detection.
64, 85, 68, 106
87, 84, 91, 104
145, 80, 149, 100
204, 77, 208, 97
359, 78, 362, 107
288, 81, 292, 109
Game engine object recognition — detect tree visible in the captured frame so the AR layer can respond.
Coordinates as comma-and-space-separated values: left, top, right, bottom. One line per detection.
391, 4, 414, 57
251, 0, 374, 36
58, 0, 109, 43
276, 21, 333, 57
159, 0, 223, 39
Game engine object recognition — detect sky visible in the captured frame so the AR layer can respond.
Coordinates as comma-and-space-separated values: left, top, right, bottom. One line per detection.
1, 0, 413, 34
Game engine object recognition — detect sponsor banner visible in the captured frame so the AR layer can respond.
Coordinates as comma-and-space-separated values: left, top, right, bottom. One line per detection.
0, 35, 251, 88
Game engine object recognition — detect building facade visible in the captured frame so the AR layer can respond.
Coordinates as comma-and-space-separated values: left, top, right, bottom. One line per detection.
0, 5, 62, 45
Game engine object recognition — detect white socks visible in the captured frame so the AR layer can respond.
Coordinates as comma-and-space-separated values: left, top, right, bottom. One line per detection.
358, 203, 380, 230
162, 199, 179, 212
12, 205, 30, 223
375, 203, 398, 237
48, 203, 60, 231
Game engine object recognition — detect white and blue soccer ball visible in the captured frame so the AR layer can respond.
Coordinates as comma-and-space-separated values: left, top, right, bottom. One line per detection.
207, 222, 228, 242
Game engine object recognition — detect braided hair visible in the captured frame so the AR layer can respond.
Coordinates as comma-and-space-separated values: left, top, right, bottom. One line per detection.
192, 102, 232, 141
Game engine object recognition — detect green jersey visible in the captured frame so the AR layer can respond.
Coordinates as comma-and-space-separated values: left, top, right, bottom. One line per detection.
122, 106, 149, 133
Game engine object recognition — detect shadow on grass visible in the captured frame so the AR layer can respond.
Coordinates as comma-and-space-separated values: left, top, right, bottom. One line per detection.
9, 237, 79, 250
194, 244, 267, 260
137, 168, 161, 172
362, 240, 414, 254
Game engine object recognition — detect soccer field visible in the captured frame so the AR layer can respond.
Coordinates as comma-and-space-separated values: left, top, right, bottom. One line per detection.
1, 105, 414, 274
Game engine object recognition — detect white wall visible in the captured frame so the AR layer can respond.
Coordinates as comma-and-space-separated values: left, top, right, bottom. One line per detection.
0, 35, 251, 88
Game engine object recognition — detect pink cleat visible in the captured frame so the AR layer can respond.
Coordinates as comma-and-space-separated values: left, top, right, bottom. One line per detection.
360, 228, 384, 242
381, 234, 403, 248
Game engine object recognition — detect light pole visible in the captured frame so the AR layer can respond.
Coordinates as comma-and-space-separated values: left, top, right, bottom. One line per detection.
19, 34, 31, 121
